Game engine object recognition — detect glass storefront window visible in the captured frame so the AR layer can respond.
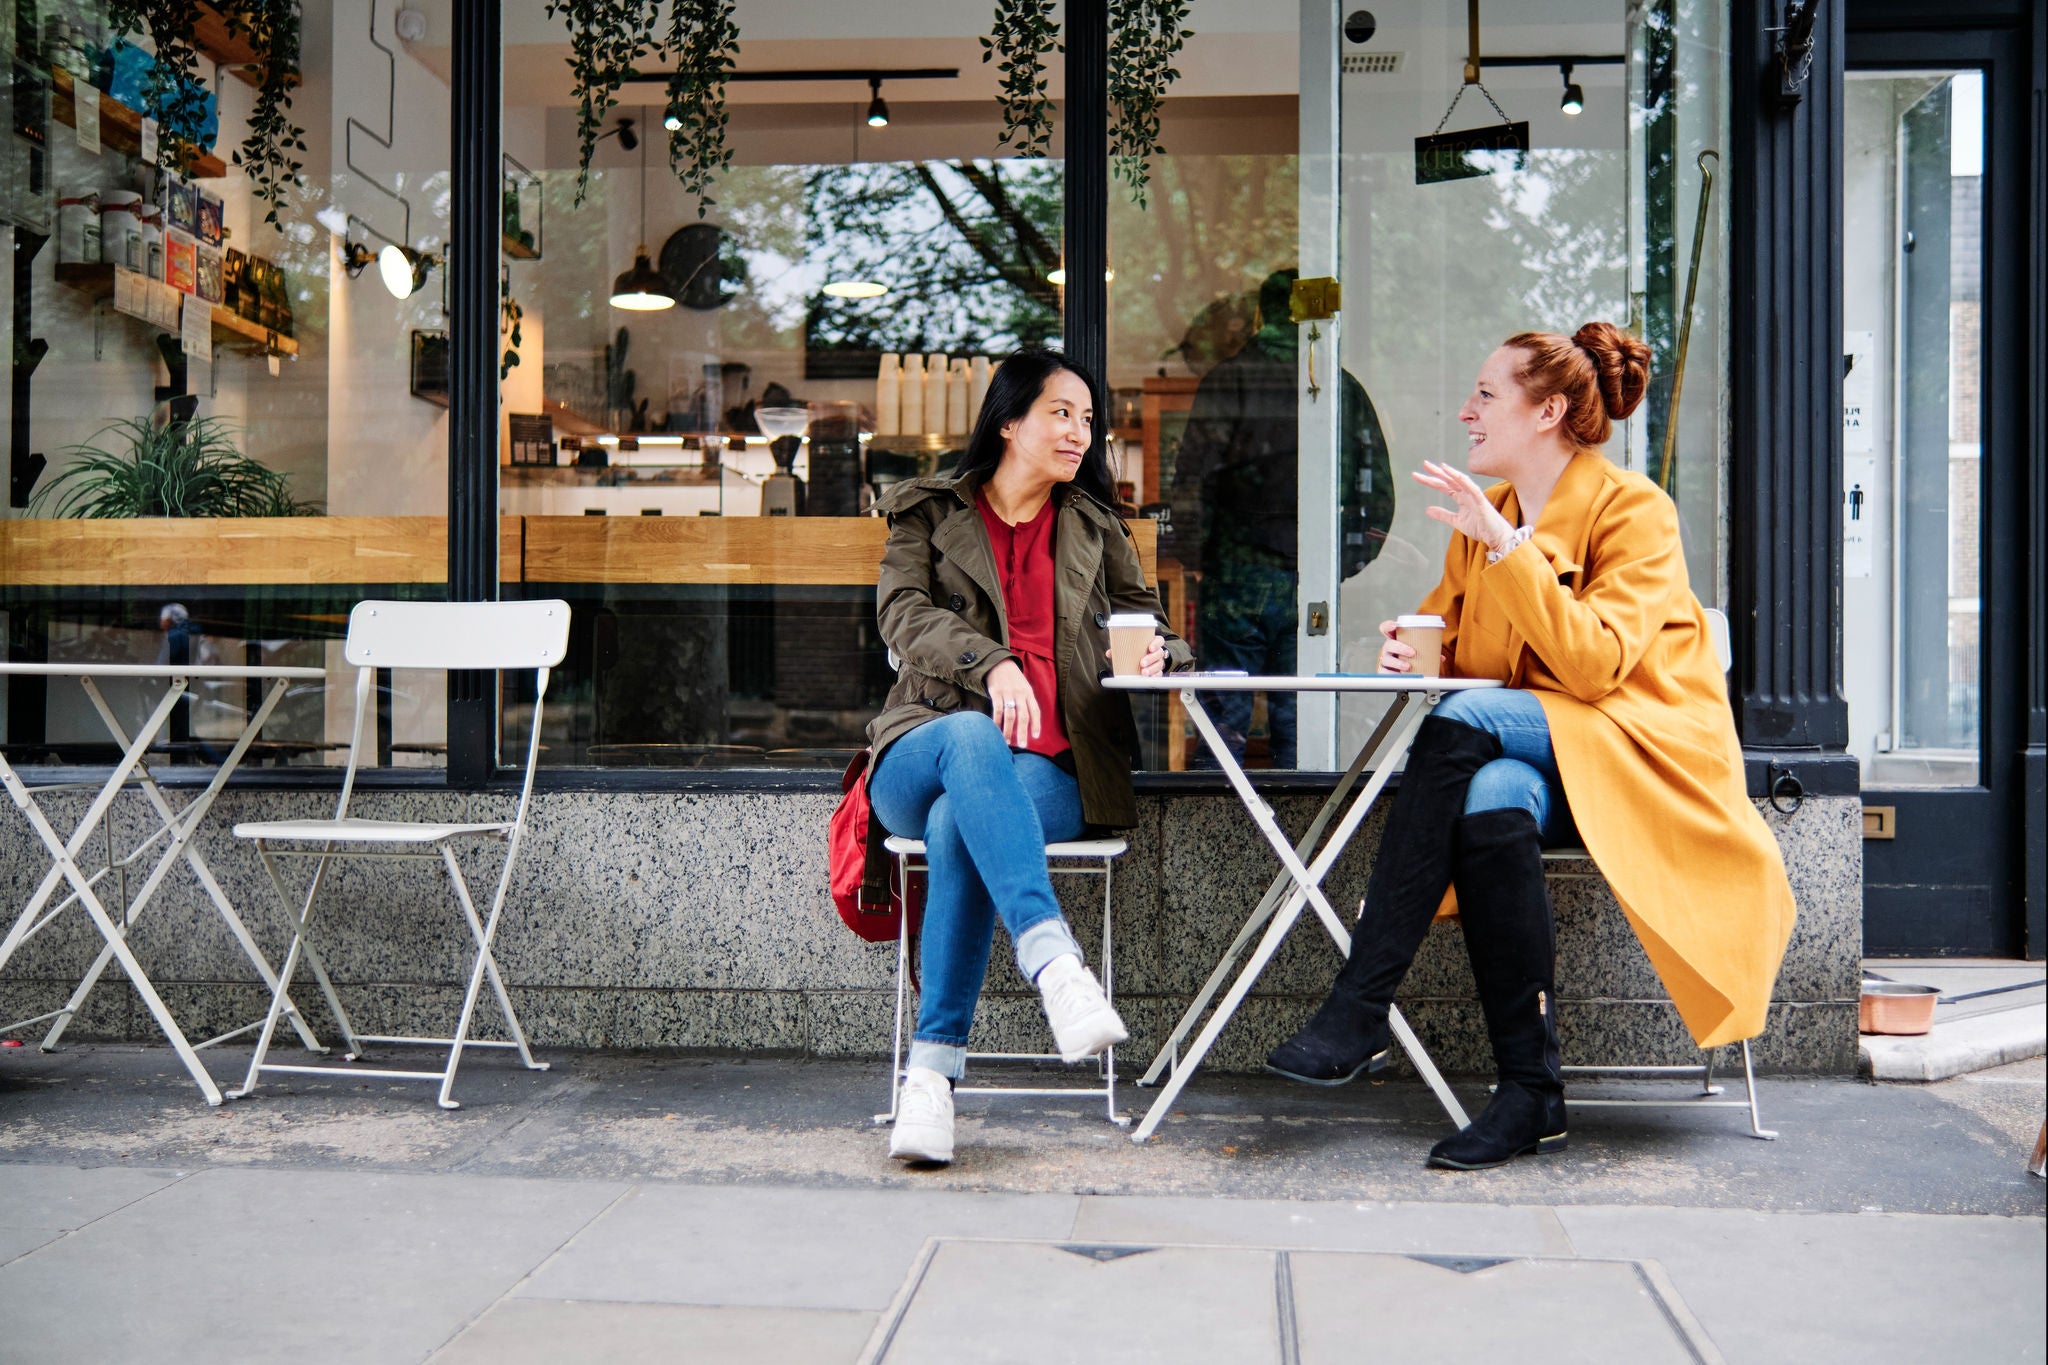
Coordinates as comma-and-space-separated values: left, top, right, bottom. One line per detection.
494, 0, 1073, 769
2, 3, 451, 767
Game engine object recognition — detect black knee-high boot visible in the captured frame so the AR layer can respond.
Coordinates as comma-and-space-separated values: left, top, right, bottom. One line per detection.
1427, 807, 1567, 1170
1265, 717, 1503, 1085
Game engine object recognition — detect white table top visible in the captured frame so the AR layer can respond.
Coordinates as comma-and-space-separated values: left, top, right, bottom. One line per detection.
0, 663, 328, 681
1105, 672, 1502, 694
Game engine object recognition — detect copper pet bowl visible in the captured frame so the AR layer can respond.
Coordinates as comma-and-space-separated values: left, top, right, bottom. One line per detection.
1859, 982, 1940, 1035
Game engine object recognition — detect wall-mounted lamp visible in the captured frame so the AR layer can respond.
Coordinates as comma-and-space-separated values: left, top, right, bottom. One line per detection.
865, 78, 890, 128
340, 224, 441, 300
1559, 63, 1584, 116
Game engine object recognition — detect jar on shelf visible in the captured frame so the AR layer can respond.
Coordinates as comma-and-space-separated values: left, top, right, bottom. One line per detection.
98, 190, 142, 271
57, 191, 100, 265
138, 204, 165, 280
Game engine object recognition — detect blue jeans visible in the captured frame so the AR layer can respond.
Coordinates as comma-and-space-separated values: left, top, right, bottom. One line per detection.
868, 712, 1086, 1080
1196, 558, 1298, 768
1431, 688, 1578, 846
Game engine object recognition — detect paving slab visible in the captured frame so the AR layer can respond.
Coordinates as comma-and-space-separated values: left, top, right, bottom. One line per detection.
430, 1300, 877, 1365
1556, 1205, 2048, 1364
518, 1183, 1080, 1313
1070, 1193, 1574, 1256
0, 1161, 187, 1231
0, 1166, 626, 1365
869, 1240, 1282, 1365
1289, 1250, 1716, 1364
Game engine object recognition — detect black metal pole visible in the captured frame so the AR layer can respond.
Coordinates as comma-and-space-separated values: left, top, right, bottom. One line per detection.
448, 0, 502, 784
1726, 0, 1852, 788
1063, 0, 1109, 398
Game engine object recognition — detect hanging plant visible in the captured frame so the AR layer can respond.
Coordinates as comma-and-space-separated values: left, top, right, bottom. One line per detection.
222, 0, 307, 228
660, 0, 740, 214
1107, 0, 1190, 208
105, 0, 208, 167
501, 273, 524, 381
981, 0, 1059, 158
545, 0, 662, 205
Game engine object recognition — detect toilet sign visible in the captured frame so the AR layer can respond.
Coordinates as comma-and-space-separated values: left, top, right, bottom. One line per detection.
1843, 331, 1876, 578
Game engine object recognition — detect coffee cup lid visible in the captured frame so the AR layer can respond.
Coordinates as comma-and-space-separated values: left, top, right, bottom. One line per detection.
1107, 613, 1156, 629
1397, 614, 1446, 629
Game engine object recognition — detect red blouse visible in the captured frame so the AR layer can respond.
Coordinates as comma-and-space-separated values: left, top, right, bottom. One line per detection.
976, 490, 1071, 760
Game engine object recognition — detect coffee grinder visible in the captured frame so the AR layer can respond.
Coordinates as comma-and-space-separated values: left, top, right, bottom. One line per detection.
754, 406, 809, 516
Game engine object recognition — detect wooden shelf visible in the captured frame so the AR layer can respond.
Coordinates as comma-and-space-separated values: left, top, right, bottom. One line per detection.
54, 263, 299, 357
190, 2, 299, 90
502, 233, 541, 260
49, 69, 228, 179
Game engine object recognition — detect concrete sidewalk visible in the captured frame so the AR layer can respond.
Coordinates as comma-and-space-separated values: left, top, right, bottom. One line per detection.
2, 1046, 2042, 1363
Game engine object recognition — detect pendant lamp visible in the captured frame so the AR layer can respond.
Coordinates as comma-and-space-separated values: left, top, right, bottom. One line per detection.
611, 106, 676, 312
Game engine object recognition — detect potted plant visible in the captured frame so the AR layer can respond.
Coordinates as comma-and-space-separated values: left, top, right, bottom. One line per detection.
29, 416, 320, 518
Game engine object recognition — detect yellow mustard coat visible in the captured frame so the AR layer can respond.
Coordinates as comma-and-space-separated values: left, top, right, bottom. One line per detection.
1415, 451, 1797, 1048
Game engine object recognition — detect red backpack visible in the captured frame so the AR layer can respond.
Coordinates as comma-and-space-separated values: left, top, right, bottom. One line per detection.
829, 750, 924, 942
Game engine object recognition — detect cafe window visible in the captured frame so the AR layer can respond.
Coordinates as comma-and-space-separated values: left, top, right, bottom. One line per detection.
493, 0, 1073, 770
2, 3, 452, 767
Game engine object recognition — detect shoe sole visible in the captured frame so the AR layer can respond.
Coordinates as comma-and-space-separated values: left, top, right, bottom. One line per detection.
1426, 1132, 1568, 1171
1056, 1025, 1129, 1065
1263, 1047, 1391, 1087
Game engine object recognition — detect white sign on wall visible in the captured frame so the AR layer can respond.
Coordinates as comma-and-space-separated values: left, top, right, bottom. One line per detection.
1843, 330, 1876, 455
1844, 454, 1876, 579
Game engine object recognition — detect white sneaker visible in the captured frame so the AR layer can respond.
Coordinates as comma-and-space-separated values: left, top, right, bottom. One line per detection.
888, 1067, 955, 1165
1037, 953, 1128, 1063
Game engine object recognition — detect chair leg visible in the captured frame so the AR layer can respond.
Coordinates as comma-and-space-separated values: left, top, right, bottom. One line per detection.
258, 844, 366, 1058
875, 850, 914, 1125
1740, 1039, 1777, 1140
1101, 855, 1127, 1127
229, 842, 324, 1100
437, 845, 548, 1112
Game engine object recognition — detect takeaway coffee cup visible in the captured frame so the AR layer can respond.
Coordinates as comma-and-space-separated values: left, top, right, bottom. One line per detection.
1108, 612, 1158, 676
1394, 614, 1446, 677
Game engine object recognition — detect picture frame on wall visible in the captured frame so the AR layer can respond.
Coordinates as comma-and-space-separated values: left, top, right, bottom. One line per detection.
410, 329, 449, 407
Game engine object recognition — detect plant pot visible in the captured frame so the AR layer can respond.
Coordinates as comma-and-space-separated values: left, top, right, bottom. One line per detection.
1859, 982, 1940, 1035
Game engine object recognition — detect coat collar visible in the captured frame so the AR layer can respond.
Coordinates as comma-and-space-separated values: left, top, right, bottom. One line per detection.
874, 472, 1124, 532
1499, 452, 1607, 577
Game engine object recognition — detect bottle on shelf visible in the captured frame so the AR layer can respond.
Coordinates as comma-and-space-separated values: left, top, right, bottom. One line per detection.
57, 191, 100, 265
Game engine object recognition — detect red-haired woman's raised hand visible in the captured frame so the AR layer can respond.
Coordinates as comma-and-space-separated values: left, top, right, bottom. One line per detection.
1414, 460, 1516, 555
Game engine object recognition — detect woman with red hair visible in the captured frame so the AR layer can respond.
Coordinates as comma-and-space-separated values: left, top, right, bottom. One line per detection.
1266, 323, 1797, 1170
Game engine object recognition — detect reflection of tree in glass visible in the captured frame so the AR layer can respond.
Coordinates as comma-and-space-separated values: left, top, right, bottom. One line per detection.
1108, 154, 1299, 377
1479, 150, 1630, 328
803, 160, 1062, 357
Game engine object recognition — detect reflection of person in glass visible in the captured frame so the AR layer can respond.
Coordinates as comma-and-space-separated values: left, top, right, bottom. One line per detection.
1168, 269, 1394, 767
1266, 324, 1796, 1170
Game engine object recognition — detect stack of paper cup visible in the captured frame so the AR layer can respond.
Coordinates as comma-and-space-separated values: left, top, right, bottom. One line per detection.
875, 354, 900, 436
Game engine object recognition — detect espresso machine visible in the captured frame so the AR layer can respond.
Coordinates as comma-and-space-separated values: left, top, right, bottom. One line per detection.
754, 406, 809, 516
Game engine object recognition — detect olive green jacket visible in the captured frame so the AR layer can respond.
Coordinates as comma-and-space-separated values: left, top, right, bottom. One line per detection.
863, 474, 1192, 888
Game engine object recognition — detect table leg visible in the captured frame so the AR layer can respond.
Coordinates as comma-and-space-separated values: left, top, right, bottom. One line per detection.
1130, 688, 1471, 1142
1138, 697, 1410, 1087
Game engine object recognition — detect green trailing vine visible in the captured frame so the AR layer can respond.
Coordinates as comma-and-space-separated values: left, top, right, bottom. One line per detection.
981, 0, 1060, 158
1107, 0, 1190, 208
222, 0, 307, 228
661, 0, 741, 214
103, 2, 305, 226
544, 0, 661, 206
501, 272, 524, 381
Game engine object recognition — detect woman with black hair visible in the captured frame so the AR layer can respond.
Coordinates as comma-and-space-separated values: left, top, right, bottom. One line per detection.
863, 348, 1192, 1165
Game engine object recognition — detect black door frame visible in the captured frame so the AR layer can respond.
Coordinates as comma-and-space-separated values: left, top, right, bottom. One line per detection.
1846, 14, 2035, 956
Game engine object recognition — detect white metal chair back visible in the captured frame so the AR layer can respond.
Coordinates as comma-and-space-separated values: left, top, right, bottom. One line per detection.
333, 600, 570, 822
1702, 606, 1732, 673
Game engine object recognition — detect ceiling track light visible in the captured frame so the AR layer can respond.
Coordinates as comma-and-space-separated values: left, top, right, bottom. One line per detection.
866, 77, 890, 128
1559, 62, 1584, 116
611, 105, 676, 312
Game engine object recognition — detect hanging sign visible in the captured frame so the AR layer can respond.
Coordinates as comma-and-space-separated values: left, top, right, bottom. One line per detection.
1415, 122, 1529, 185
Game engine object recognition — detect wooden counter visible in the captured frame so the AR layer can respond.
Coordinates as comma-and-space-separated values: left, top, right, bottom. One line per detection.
2, 515, 1156, 588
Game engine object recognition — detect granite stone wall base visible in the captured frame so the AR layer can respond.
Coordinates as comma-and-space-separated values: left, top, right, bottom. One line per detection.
0, 789, 1861, 1075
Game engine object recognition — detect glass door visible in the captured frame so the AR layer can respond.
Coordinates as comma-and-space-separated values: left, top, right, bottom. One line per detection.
1845, 32, 2025, 955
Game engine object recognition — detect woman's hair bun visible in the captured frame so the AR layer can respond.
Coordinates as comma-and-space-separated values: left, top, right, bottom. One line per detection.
1573, 321, 1652, 422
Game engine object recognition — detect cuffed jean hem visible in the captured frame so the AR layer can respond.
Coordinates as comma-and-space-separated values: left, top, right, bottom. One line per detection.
1014, 916, 1083, 984
907, 1040, 968, 1081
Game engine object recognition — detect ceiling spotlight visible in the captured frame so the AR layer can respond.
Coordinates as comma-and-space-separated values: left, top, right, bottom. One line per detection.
1559, 63, 1584, 116
597, 117, 638, 151
663, 107, 682, 132
1045, 268, 1114, 286
866, 77, 890, 128
377, 243, 439, 300
823, 279, 888, 299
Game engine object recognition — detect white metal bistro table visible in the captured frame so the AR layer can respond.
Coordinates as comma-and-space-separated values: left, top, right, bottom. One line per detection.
1107, 672, 1503, 1144
0, 661, 330, 1104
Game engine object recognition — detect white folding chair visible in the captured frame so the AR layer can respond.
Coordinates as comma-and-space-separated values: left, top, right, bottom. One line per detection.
873, 835, 1131, 1127
1540, 605, 1776, 1139
226, 600, 569, 1110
